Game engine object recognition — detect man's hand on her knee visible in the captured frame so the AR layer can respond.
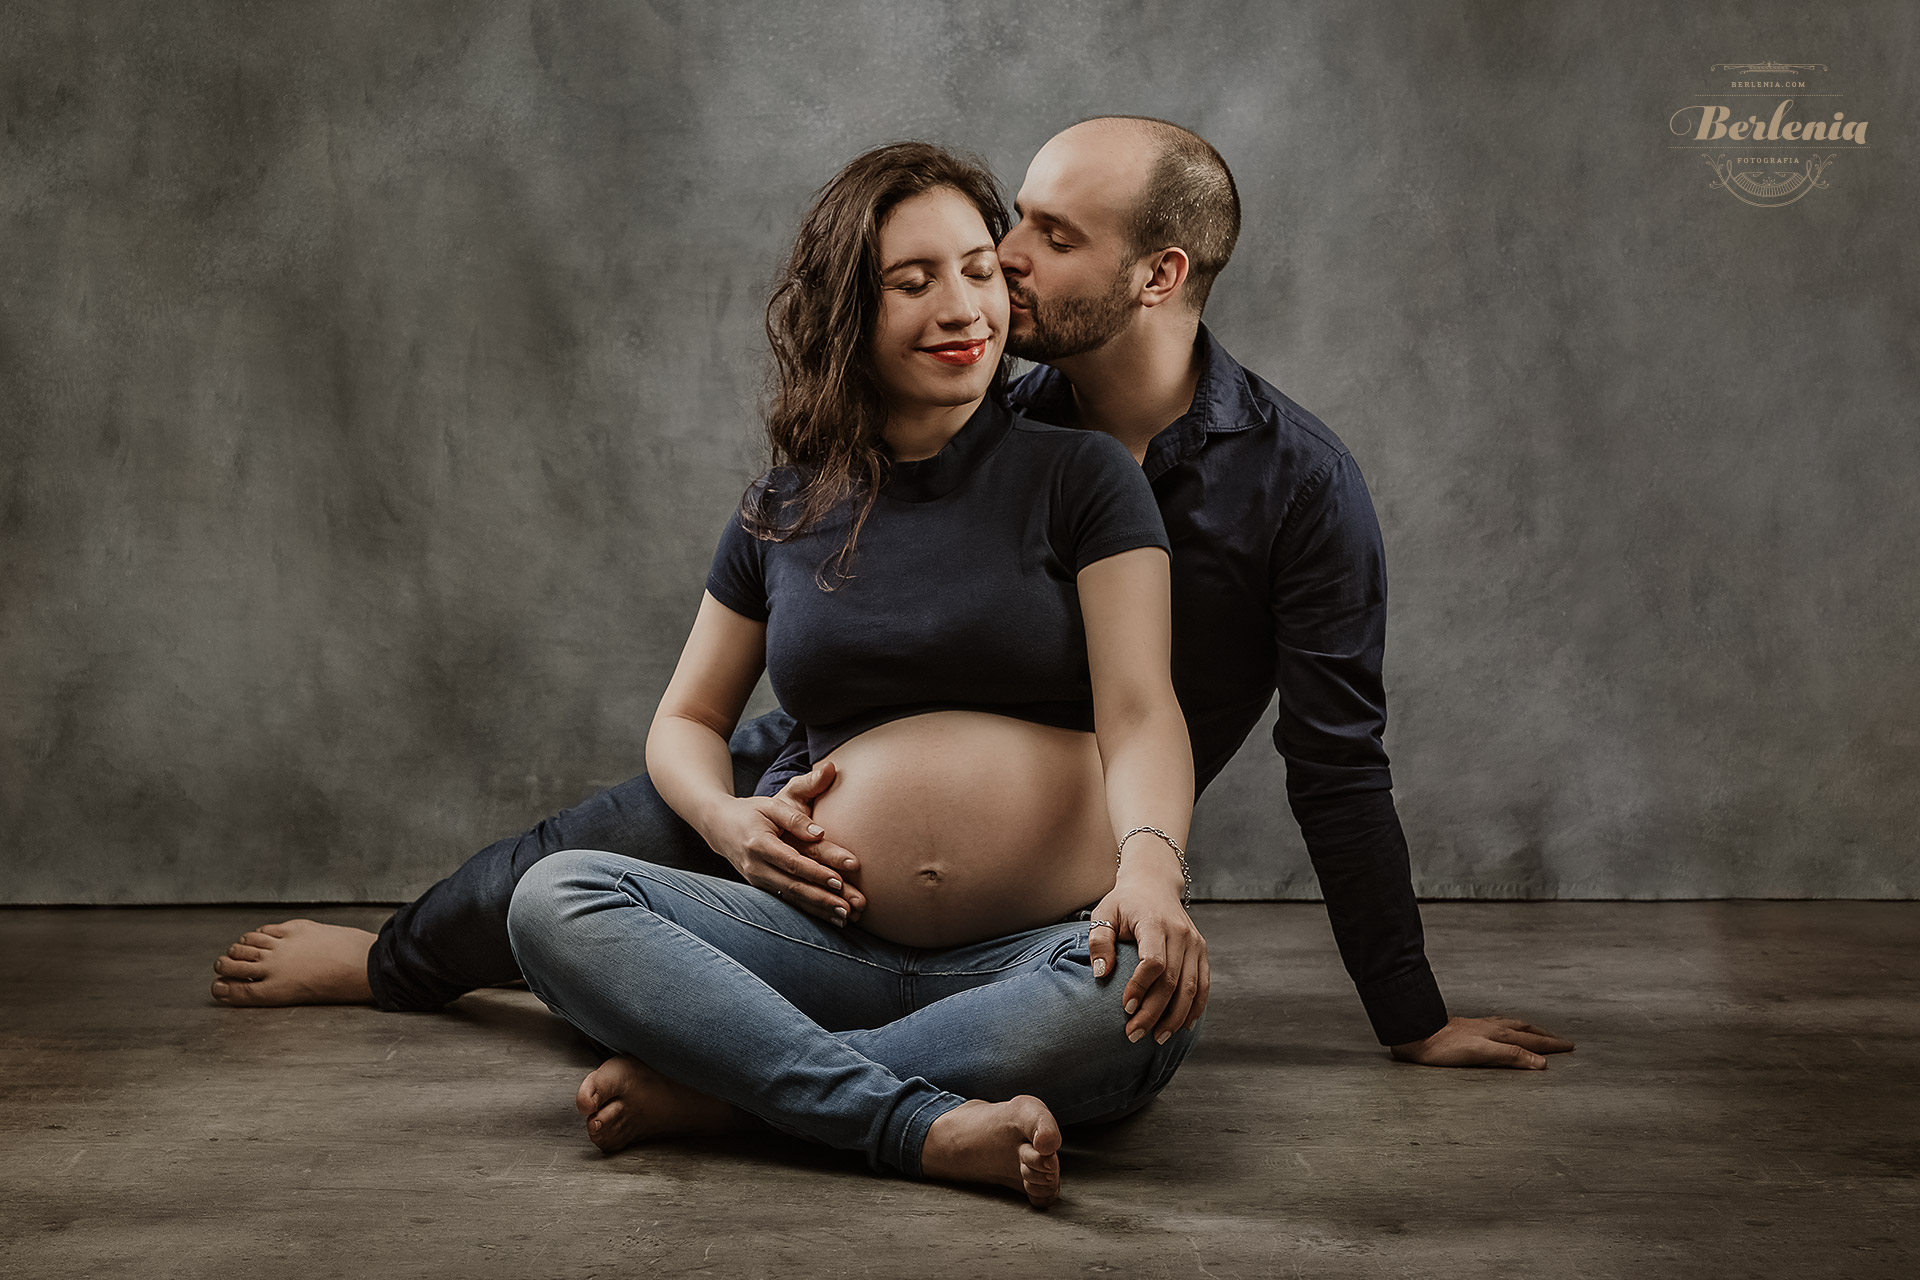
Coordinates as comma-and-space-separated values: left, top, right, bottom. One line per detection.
1389, 1015, 1576, 1069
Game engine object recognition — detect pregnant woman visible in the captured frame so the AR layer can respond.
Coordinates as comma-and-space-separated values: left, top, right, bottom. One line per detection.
504, 141, 1209, 1208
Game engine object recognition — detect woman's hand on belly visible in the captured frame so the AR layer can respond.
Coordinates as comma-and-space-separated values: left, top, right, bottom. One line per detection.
700, 780, 865, 925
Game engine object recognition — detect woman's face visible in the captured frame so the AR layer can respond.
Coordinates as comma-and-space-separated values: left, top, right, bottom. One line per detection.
869, 186, 1009, 414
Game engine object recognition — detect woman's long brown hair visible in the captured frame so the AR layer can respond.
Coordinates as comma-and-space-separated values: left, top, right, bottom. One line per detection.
746, 141, 1010, 586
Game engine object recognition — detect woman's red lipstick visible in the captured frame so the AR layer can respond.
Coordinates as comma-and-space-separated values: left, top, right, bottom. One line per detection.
921, 339, 988, 366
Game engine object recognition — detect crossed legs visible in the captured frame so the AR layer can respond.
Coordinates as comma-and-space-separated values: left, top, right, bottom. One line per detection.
505, 851, 1203, 1205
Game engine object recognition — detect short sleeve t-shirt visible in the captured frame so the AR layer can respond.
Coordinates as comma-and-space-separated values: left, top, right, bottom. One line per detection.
704, 393, 1169, 763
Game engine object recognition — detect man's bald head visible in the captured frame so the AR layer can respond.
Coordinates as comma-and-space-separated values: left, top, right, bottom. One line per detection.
1060, 116, 1241, 313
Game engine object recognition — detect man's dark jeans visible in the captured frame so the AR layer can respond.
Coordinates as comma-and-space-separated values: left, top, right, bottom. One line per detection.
365, 710, 797, 1012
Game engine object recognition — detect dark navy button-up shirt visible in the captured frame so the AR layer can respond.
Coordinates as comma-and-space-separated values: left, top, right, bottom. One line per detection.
757, 325, 1448, 1046
1008, 325, 1446, 1046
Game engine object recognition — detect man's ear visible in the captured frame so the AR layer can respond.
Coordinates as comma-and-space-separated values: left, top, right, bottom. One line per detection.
1137, 247, 1192, 310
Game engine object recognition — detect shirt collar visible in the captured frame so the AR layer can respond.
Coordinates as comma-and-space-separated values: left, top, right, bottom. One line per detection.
1009, 324, 1267, 481
881, 390, 1014, 502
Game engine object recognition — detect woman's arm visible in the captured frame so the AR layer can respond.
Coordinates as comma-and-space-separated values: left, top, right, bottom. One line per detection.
647, 594, 766, 831
647, 593, 861, 923
1079, 546, 1194, 866
1077, 545, 1209, 1044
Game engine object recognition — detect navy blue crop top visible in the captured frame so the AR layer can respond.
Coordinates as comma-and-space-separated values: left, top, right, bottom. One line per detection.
704, 394, 1170, 763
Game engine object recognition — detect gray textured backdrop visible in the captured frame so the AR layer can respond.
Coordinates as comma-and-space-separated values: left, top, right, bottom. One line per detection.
3, 1, 1915, 904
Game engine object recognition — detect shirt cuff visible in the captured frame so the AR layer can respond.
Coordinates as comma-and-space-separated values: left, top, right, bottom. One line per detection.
1356, 962, 1449, 1046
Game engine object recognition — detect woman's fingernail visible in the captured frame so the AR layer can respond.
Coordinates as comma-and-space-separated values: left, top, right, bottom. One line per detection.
1092, 958, 1106, 977
1124, 998, 1139, 1015
1127, 1027, 1145, 1043
1155, 1030, 1171, 1045
808, 824, 823, 837
834, 906, 847, 917
827, 878, 842, 890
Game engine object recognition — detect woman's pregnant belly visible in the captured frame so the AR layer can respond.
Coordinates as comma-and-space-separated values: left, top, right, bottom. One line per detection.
809, 711, 1118, 949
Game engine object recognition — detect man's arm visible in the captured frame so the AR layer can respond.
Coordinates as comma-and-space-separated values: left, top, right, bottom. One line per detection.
749, 714, 814, 798
1270, 451, 1573, 1067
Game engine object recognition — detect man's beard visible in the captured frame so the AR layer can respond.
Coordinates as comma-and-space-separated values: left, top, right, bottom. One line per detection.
1005, 260, 1135, 363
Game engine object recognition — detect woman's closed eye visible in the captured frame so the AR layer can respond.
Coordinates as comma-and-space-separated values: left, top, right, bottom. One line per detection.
893, 269, 994, 293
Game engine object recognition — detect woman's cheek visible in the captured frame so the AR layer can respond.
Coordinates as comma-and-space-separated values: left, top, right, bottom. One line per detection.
985, 282, 1011, 336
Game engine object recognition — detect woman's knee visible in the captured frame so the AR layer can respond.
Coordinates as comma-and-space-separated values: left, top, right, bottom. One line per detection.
1065, 1050, 1192, 1127
1038, 934, 1205, 1124
505, 847, 616, 958
1056, 936, 1202, 1052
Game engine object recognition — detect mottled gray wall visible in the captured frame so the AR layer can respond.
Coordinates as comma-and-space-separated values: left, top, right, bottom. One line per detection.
3, 1, 1914, 904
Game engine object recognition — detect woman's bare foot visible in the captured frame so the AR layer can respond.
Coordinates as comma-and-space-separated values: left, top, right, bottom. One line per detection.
919, 1096, 1063, 1208
576, 1055, 757, 1154
209, 919, 376, 1006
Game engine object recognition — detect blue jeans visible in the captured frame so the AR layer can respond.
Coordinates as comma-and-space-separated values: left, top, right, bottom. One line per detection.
505, 851, 1204, 1179
365, 711, 798, 1012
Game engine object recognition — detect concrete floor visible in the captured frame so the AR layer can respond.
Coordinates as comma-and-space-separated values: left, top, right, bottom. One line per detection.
0, 903, 1914, 1279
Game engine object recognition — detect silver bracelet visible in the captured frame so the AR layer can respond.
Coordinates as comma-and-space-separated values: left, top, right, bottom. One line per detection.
1116, 825, 1192, 908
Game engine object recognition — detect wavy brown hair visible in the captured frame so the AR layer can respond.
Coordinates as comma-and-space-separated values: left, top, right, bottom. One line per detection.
745, 141, 1010, 585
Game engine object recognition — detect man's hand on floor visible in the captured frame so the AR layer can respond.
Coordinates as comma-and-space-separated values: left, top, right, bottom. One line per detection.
1389, 1016, 1575, 1069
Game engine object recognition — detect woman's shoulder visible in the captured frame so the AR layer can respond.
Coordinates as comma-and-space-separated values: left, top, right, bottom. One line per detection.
1005, 409, 1082, 443
1006, 412, 1132, 458
1004, 413, 1141, 478
733, 463, 808, 516
723, 463, 854, 548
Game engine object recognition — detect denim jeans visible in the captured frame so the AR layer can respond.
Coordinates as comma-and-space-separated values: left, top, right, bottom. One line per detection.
365, 711, 798, 1012
505, 851, 1203, 1179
